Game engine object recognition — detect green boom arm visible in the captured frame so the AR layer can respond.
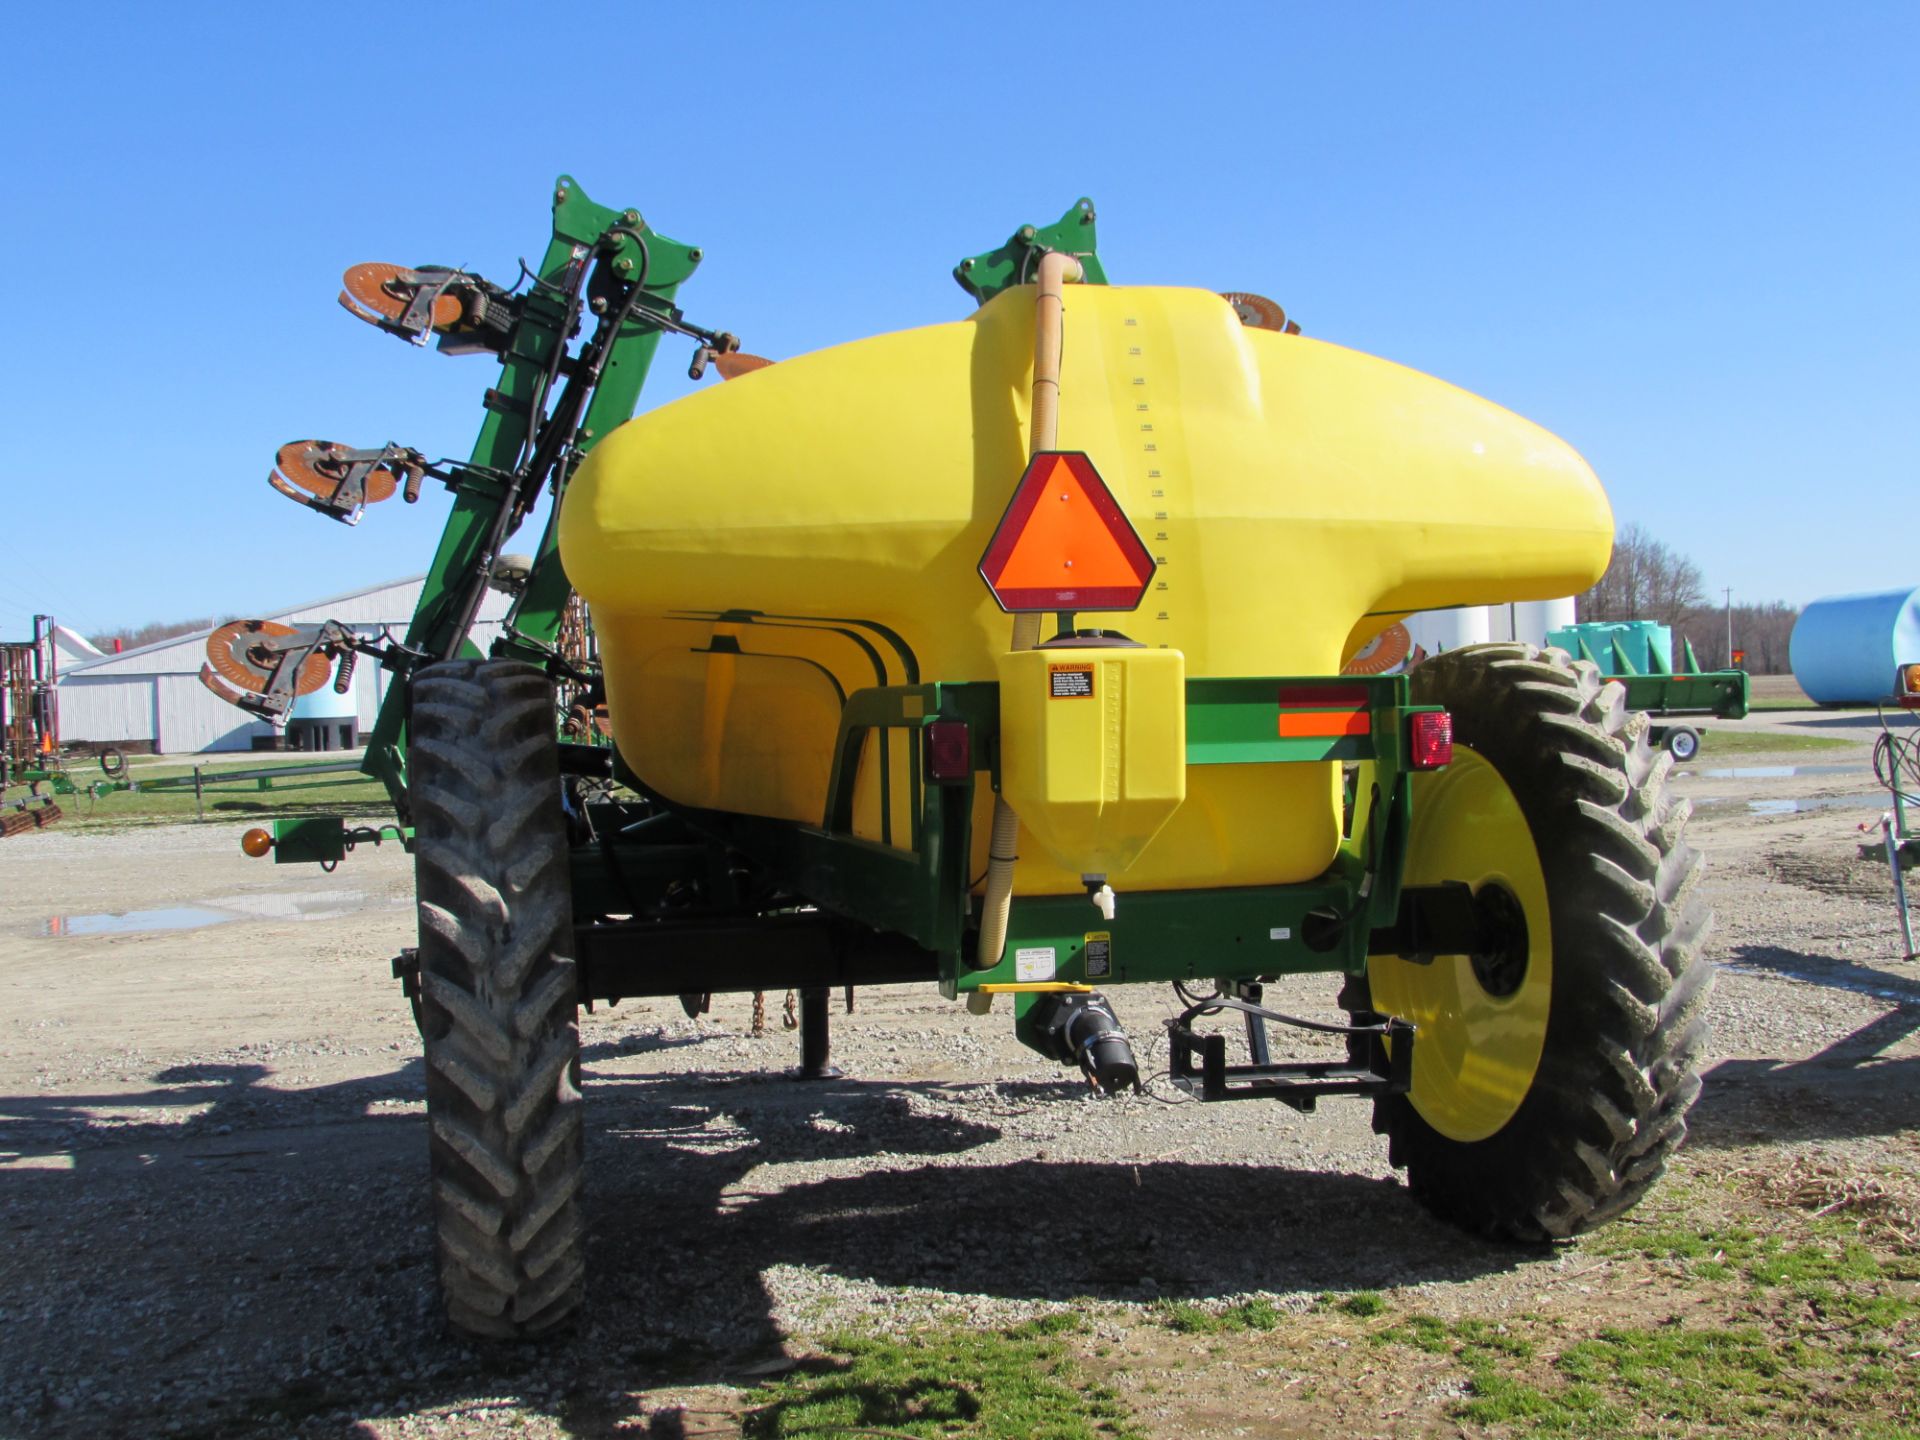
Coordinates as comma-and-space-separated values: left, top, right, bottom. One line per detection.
359, 176, 705, 819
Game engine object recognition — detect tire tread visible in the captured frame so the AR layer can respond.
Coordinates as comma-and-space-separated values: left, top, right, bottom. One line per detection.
412, 659, 584, 1339
1367, 643, 1712, 1242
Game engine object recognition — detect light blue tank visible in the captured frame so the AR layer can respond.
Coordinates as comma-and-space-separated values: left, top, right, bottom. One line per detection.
1789, 587, 1920, 704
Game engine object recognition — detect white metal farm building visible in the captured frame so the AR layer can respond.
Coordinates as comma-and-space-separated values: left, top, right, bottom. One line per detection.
58, 577, 511, 755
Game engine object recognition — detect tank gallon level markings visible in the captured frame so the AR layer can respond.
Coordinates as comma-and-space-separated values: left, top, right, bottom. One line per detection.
1119, 311, 1186, 642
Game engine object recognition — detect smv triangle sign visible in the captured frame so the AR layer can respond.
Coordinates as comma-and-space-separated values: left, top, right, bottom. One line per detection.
978, 451, 1155, 613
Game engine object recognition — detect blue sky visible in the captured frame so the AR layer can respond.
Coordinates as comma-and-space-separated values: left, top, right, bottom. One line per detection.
2, 3, 1913, 641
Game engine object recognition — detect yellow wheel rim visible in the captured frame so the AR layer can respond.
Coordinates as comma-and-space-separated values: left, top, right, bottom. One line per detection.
1367, 747, 1552, 1143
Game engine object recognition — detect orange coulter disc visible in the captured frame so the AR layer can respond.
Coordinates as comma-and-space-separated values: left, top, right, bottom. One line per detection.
1220, 292, 1299, 334
1343, 622, 1415, 676
714, 352, 775, 380
339, 263, 464, 332
204, 620, 332, 698
272, 440, 399, 506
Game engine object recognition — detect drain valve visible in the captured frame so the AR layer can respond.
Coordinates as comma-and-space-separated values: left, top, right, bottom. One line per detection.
1029, 991, 1139, 1095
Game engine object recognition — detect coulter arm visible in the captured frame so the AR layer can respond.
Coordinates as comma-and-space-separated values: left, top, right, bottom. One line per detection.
197, 177, 741, 827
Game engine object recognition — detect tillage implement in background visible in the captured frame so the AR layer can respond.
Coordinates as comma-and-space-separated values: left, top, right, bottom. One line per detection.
0, 614, 372, 829
1, 616, 65, 836
206, 178, 1714, 1339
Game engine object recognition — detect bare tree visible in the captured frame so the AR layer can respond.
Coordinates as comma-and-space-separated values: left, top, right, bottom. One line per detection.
88, 615, 228, 654
1577, 523, 1706, 628
1676, 599, 1798, 674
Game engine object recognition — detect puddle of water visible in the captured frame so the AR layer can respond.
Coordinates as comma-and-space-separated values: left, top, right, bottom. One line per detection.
42, 907, 230, 938
1694, 793, 1887, 815
1700, 763, 1860, 779
203, 890, 379, 922
1747, 796, 1886, 815
40, 890, 398, 937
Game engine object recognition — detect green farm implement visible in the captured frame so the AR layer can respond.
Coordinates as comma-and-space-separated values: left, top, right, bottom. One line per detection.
200, 178, 1712, 1339
1552, 628, 1750, 761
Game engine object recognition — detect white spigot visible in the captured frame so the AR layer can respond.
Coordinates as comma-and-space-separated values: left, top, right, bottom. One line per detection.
1092, 883, 1116, 921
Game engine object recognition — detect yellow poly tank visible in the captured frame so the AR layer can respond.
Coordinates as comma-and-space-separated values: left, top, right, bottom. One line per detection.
559, 284, 1612, 895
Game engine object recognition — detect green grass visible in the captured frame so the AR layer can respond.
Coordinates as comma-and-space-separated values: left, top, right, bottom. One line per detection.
1605, 1215, 1918, 1331
1377, 1313, 1535, 1360
1153, 1297, 1283, 1334
46, 753, 393, 831
1371, 1216, 1920, 1436
744, 1318, 1137, 1439
1597, 1217, 1766, 1276
1697, 729, 1855, 756
1377, 1311, 1916, 1435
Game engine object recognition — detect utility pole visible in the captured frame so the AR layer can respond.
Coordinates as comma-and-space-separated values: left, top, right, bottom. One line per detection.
1724, 587, 1733, 668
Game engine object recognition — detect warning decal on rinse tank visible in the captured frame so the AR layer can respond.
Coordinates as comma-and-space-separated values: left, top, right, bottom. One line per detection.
1049, 665, 1094, 698
1083, 932, 1112, 978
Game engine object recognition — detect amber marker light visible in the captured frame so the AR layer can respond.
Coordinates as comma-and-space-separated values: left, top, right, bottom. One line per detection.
240, 827, 275, 858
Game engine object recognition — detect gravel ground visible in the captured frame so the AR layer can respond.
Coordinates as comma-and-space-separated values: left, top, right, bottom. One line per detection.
3, 733, 1918, 1438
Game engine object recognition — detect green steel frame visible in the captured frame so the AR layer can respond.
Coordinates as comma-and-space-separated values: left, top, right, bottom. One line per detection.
583, 673, 1435, 994
358, 176, 704, 817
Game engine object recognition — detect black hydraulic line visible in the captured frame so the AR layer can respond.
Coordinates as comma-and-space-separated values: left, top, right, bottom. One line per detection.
1872, 714, 1920, 806
435, 252, 605, 662
512, 253, 592, 474
1175, 992, 1398, 1039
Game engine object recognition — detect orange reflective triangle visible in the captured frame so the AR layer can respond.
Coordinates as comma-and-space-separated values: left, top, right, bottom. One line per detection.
978, 452, 1155, 612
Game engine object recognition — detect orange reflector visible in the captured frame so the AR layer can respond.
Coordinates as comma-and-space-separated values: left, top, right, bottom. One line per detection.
979, 452, 1154, 612
240, 827, 274, 858
1279, 710, 1371, 739
1902, 663, 1920, 695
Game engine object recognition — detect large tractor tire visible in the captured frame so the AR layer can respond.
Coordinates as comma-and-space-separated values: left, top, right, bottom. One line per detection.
410, 659, 585, 1337
1363, 643, 1712, 1241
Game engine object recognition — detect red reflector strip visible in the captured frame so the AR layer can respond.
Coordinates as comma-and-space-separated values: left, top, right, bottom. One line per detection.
1276, 684, 1369, 710
1279, 711, 1372, 739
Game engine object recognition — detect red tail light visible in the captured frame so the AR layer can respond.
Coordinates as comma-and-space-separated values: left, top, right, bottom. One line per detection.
925, 721, 971, 782
1410, 711, 1452, 770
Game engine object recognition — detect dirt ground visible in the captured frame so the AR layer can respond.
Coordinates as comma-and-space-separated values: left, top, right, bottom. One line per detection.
4, 713, 1919, 1439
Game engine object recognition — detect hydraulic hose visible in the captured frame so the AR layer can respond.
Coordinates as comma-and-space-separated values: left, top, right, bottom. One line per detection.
974, 250, 1084, 971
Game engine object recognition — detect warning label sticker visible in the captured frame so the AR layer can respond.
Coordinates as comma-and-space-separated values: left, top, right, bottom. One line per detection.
1083, 932, 1112, 979
1015, 947, 1057, 981
1049, 665, 1094, 698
